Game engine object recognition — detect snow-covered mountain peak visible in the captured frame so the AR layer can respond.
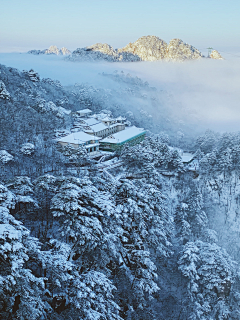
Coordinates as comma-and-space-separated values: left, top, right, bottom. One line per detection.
166, 38, 203, 61
118, 35, 168, 61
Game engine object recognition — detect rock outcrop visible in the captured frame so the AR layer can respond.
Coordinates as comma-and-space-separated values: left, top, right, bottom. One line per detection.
210, 50, 223, 60
118, 36, 168, 61
166, 39, 203, 61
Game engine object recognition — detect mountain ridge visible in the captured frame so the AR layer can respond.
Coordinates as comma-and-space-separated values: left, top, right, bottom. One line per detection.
28, 36, 223, 62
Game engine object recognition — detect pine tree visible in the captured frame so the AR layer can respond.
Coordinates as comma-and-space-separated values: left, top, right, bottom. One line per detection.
0, 205, 46, 319
178, 240, 239, 320
0, 80, 11, 100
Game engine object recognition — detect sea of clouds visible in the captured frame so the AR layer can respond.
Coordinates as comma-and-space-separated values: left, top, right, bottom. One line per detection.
0, 52, 239, 133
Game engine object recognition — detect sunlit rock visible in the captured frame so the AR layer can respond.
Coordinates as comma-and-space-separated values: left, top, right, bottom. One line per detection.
119, 35, 167, 61
210, 50, 223, 60
166, 39, 203, 61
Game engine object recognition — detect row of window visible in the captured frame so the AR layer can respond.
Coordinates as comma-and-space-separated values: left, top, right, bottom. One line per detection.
97, 125, 124, 138
86, 146, 99, 153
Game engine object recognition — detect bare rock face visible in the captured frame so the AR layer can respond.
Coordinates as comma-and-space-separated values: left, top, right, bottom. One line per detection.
166, 39, 203, 61
118, 36, 168, 61
210, 50, 223, 60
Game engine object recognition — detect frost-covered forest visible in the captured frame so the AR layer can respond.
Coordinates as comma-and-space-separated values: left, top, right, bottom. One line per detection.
1, 62, 240, 320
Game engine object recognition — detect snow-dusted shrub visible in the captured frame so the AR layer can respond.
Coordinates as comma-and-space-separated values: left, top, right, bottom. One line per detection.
23, 69, 40, 82
42, 78, 62, 88
0, 150, 14, 164
34, 99, 67, 118
20, 143, 35, 155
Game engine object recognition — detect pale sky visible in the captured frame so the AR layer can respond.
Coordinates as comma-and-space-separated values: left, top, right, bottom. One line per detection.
1, 0, 240, 53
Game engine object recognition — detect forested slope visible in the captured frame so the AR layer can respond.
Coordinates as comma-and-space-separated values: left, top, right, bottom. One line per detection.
1, 63, 240, 319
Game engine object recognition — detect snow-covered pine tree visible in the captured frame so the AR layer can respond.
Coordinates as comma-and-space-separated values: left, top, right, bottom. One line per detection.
112, 179, 173, 318
178, 240, 240, 319
0, 184, 46, 319
0, 80, 11, 100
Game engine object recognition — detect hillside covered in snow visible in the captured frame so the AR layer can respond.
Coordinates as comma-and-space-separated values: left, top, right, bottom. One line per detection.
1, 60, 239, 320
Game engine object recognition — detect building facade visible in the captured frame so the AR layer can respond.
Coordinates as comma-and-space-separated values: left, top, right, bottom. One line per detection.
57, 131, 100, 154
100, 126, 146, 151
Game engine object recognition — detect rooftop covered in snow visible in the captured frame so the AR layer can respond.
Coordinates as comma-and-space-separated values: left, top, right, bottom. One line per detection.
57, 131, 99, 144
181, 153, 194, 163
82, 117, 101, 126
85, 122, 107, 132
101, 126, 146, 144
76, 108, 92, 114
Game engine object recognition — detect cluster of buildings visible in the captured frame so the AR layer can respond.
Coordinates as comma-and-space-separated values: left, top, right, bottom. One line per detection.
57, 108, 146, 154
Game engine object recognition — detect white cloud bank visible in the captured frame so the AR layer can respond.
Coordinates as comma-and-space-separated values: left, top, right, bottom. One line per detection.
0, 53, 240, 132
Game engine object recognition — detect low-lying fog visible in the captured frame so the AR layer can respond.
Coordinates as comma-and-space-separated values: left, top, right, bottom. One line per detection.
1, 52, 240, 133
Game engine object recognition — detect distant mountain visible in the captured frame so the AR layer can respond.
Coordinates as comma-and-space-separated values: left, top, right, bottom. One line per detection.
28, 37, 223, 62
69, 36, 223, 62
28, 45, 71, 56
